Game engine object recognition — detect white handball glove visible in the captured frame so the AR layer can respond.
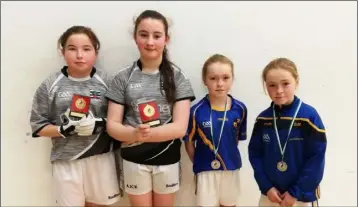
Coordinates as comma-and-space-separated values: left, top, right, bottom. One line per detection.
58, 108, 80, 138
75, 111, 106, 136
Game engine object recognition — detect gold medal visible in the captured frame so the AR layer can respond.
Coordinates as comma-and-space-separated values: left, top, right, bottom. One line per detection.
75, 98, 86, 110
143, 104, 155, 117
211, 159, 221, 170
277, 161, 288, 172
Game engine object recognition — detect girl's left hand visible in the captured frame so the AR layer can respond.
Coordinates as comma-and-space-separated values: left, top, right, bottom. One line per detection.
280, 192, 297, 207
135, 124, 151, 142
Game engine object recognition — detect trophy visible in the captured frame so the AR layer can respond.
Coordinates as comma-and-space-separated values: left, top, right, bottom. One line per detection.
137, 99, 161, 127
69, 94, 91, 119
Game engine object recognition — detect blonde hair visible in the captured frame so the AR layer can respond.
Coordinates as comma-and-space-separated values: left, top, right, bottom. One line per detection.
202, 54, 234, 83
262, 57, 299, 88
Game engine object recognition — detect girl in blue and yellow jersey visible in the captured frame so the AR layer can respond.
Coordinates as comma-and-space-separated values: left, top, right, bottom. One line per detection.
248, 58, 327, 207
183, 54, 247, 207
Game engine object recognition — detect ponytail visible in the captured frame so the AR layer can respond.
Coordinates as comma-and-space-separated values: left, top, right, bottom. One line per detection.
160, 47, 176, 104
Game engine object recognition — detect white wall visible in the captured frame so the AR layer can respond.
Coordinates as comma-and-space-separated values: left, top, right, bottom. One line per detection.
1, 1, 357, 206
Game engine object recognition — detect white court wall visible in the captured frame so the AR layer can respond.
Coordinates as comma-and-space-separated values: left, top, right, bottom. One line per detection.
1, 1, 357, 206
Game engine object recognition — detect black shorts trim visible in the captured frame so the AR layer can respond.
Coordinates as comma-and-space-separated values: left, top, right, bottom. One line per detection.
121, 139, 182, 165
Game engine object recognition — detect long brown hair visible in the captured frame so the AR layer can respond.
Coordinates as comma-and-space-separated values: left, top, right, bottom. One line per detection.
134, 10, 176, 103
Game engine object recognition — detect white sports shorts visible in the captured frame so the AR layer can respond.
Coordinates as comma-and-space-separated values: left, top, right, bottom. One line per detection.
52, 152, 120, 206
196, 169, 241, 206
122, 159, 180, 195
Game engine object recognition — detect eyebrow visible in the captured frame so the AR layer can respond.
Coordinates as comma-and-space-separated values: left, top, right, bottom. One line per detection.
138, 30, 163, 35
208, 74, 232, 77
266, 79, 291, 84
66, 44, 93, 48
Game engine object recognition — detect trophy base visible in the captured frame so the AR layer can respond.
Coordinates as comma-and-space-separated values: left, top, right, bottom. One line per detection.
145, 119, 161, 127
69, 111, 86, 120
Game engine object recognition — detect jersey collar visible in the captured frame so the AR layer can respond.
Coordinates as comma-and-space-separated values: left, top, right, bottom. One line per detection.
61, 66, 96, 78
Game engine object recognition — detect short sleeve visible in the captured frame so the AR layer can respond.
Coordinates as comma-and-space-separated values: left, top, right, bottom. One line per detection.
30, 80, 52, 137
183, 107, 198, 142
238, 103, 248, 141
99, 69, 115, 88
173, 67, 195, 102
105, 71, 127, 105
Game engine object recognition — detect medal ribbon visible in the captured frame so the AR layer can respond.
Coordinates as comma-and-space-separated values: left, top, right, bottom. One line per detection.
209, 96, 228, 157
273, 100, 302, 160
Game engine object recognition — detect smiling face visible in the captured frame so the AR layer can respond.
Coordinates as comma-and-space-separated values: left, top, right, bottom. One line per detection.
134, 18, 169, 62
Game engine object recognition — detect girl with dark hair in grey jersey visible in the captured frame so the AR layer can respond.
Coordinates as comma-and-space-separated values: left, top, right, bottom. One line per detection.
30, 25, 120, 207
106, 10, 195, 207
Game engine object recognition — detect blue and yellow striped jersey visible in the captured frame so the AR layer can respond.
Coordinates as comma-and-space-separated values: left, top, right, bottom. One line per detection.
183, 95, 247, 174
248, 96, 327, 202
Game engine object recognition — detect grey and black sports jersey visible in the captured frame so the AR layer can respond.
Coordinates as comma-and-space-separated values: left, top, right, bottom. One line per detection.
106, 60, 195, 165
30, 66, 117, 162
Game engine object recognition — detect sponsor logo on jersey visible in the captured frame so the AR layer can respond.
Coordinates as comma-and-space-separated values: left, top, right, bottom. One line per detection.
294, 122, 302, 127
218, 117, 228, 121
289, 137, 304, 141
264, 122, 273, 126
130, 83, 142, 89
132, 101, 171, 114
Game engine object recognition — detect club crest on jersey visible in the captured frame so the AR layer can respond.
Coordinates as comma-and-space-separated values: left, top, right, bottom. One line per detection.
233, 122, 237, 128
233, 118, 241, 128
89, 90, 101, 99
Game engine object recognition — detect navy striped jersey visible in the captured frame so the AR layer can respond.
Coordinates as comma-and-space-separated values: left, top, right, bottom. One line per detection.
30, 66, 116, 162
183, 95, 247, 174
248, 96, 327, 202
105, 60, 195, 165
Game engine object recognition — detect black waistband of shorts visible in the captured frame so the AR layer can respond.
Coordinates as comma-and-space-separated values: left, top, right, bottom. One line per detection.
121, 139, 182, 165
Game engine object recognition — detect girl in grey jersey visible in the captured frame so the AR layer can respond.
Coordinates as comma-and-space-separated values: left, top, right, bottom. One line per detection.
30, 26, 120, 207
106, 10, 195, 207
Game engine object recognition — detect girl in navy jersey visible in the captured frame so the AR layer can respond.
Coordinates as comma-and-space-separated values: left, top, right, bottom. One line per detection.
183, 54, 247, 207
248, 57, 327, 207
30, 26, 120, 206
106, 10, 195, 206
